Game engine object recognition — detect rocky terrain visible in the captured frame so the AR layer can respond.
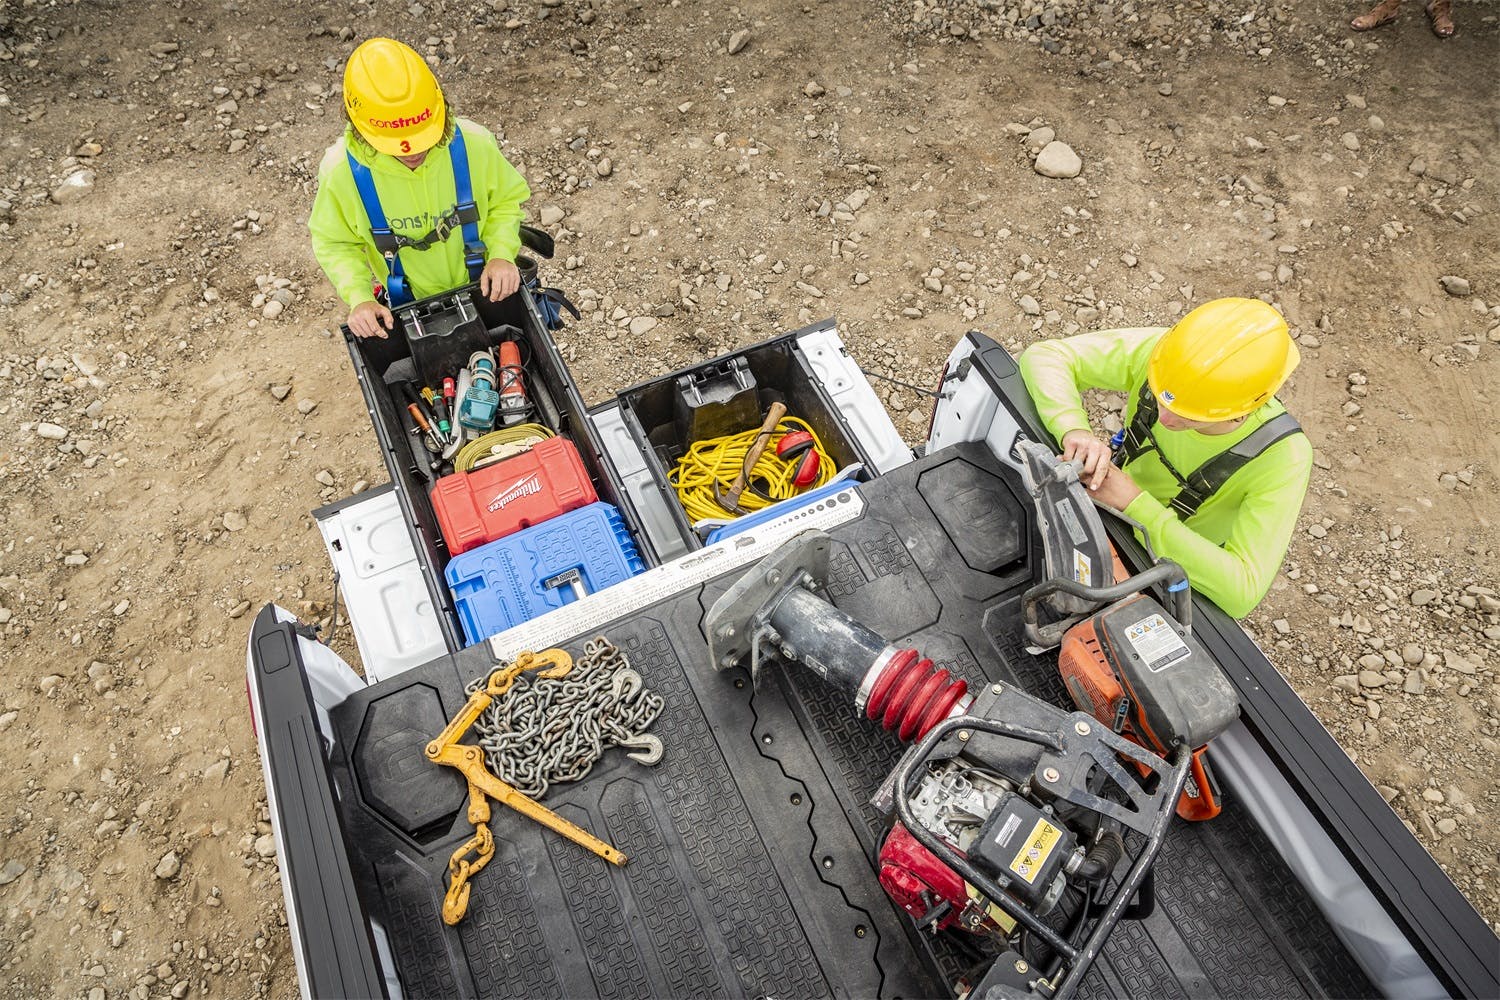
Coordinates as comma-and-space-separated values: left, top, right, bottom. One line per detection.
0, 0, 1495, 996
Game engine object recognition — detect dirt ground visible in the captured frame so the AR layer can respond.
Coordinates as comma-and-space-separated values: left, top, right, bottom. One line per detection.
1, 0, 1496, 996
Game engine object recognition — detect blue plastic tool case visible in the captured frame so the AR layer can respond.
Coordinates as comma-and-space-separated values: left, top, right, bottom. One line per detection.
445, 501, 646, 645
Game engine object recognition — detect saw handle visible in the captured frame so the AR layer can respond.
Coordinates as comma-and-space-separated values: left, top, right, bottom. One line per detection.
723, 402, 787, 509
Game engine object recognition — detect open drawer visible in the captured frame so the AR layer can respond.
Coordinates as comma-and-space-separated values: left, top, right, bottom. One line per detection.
590, 318, 912, 559
344, 283, 649, 653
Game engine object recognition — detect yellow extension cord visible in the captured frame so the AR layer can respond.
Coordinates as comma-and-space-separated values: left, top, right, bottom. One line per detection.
453, 423, 556, 473
670, 417, 837, 522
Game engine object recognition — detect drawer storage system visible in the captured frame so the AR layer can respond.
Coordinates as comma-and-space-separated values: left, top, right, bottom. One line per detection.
341, 286, 910, 663
345, 284, 646, 653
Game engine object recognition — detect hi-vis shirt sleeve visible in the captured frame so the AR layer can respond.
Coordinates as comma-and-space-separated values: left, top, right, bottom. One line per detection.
1124, 434, 1313, 618
465, 125, 531, 266
1018, 328, 1166, 445
309, 145, 378, 308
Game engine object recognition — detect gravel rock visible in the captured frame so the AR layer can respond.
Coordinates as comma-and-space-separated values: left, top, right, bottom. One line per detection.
628, 316, 659, 336
1034, 141, 1082, 179
36, 422, 68, 440
538, 205, 566, 227
1018, 294, 1041, 316
269, 384, 291, 401
1357, 669, 1387, 689
595, 157, 613, 178
254, 834, 277, 859
51, 170, 97, 204
1439, 275, 1471, 297
1157, 82, 1173, 96
727, 29, 750, 54
0, 859, 26, 886
1341, 132, 1361, 152
154, 851, 181, 880
222, 511, 248, 532
262, 300, 285, 320
1410, 589, 1439, 606
803, 81, 826, 98
314, 469, 336, 487
296, 398, 318, 415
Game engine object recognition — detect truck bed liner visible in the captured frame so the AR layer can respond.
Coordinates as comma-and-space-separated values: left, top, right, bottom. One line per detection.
326, 443, 1372, 998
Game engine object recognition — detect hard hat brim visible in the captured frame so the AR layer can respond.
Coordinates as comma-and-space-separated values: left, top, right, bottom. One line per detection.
356, 108, 446, 156
1150, 338, 1301, 423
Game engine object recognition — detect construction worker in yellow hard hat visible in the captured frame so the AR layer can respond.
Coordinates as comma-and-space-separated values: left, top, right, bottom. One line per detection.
1019, 298, 1312, 617
309, 37, 531, 339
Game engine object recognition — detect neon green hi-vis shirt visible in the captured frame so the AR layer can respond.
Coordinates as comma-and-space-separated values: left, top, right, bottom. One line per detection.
1019, 327, 1313, 618
309, 118, 531, 308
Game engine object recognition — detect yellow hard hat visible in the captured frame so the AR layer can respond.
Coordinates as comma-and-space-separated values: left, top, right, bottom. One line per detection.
343, 38, 445, 156
1147, 298, 1300, 422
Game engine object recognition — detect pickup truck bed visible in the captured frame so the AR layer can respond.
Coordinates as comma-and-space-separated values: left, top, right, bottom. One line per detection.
322, 443, 1373, 998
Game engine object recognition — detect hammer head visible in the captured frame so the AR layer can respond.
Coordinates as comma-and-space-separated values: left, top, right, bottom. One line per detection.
712, 480, 750, 516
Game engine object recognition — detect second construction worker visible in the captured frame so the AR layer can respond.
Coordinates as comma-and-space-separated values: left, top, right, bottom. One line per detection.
310, 37, 531, 339
1019, 298, 1312, 618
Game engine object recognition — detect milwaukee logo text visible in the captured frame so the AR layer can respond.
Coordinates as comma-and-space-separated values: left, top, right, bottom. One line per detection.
487, 474, 543, 512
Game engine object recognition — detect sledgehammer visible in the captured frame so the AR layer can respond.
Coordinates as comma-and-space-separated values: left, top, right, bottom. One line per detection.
714, 402, 787, 515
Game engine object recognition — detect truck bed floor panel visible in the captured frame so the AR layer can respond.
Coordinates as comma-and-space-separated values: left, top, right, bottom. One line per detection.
327, 444, 1371, 998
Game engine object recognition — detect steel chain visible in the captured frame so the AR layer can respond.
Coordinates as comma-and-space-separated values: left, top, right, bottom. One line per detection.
467, 637, 664, 798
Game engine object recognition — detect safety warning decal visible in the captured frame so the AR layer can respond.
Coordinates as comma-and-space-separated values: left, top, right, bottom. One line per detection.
1072, 549, 1092, 585
1124, 613, 1191, 672
1008, 819, 1062, 884
1054, 499, 1087, 545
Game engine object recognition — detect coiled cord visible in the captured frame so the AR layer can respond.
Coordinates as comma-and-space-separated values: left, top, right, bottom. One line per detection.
669, 417, 836, 521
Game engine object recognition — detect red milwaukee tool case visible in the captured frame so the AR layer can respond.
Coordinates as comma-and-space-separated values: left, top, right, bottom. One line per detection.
431, 436, 598, 554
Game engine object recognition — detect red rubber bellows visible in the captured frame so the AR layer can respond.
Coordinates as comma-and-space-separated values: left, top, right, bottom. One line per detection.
865, 648, 969, 742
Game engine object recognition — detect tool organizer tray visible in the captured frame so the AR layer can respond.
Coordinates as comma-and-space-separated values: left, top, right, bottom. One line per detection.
326, 443, 1373, 999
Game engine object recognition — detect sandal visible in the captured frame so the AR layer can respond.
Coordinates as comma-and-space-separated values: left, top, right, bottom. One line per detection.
1351, 0, 1402, 30
1425, 0, 1455, 36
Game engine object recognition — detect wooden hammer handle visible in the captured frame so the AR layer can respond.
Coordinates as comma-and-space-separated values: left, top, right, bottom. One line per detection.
727, 402, 787, 500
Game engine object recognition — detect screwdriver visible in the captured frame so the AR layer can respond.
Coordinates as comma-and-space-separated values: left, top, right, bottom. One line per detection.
423, 387, 453, 441
407, 403, 442, 452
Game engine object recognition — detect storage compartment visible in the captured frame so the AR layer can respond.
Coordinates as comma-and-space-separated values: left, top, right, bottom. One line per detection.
431, 437, 597, 555
612, 321, 880, 552
346, 282, 649, 651
445, 501, 646, 645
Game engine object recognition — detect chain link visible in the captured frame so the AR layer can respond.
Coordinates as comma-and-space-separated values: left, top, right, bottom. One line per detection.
467, 637, 664, 798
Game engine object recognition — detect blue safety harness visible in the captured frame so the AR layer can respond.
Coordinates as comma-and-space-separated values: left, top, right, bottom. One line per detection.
346, 128, 486, 306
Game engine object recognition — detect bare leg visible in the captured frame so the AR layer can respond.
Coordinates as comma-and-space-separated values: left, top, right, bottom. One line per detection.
1351, 0, 1403, 30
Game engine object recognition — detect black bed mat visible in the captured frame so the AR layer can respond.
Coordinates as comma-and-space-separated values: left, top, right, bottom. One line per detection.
327, 442, 1373, 999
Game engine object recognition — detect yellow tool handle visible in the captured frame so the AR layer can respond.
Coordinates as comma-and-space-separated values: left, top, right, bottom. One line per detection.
725, 402, 787, 504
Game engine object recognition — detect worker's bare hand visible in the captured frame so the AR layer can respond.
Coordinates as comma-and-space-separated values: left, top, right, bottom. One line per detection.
480, 258, 521, 302
1090, 463, 1143, 511
1061, 429, 1112, 490
348, 300, 393, 340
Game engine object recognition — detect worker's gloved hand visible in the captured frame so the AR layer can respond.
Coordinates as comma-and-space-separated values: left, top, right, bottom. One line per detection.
1091, 463, 1144, 511
1061, 429, 1113, 490
348, 300, 394, 340
481, 258, 521, 302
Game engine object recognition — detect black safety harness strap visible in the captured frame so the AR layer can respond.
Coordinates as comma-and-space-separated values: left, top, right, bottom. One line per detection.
1112, 381, 1304, 519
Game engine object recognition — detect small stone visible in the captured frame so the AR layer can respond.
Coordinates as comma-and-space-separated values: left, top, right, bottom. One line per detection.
261, 300, 284, 320
1403, 670, 1426, 695
1357, 653, 1386, 671
1018, 294, 1041, 316
1341, 132, 1361, 152
113, 599, 130, 616
538, 205, 566, 227
1025, 126, 1055, 152
1435, 818, 1458, 835
0, 860, 25, 885
204, 758, 230, 782
1401, 643, 1425, 665
1033, 141, 1082, 179
1157, 82, 1173, 96
269, 384, 291, 401
0, 711, 16, 732
802, 81, 826, 98
36, 422, 68, 440
314, 469, 336, 487
1410, 589, 1439, 606
39, 674, 63, 695
628, 316, 658, 336
296, 398, 318, 415
1357, 670, 1387, 689
595, 157, 613, 178
852, 272, 870, 286
254, 834, 277, 859
51, 170, 97, 204
222, 511, 248, 532
228, 600, 251, 619
1272, 618, 1291, 635
1421, 788, 1445, 804
154, 851, 181, 880
1267, 95, 1287, 107
727, 29, 750, 54
1439, 275, 1471, 297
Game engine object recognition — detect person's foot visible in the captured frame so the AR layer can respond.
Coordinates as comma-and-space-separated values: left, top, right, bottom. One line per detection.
1425, 0, 1455, 36
1351, 0, 1403, 30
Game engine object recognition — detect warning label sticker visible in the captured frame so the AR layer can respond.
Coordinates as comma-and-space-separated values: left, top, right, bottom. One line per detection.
1008, 819, 1062, 884
1124, 613, 1191, 672
1073, 549, 1092, 585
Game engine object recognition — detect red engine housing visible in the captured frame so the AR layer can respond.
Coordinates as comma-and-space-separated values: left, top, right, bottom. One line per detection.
877, 822, 969, 931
